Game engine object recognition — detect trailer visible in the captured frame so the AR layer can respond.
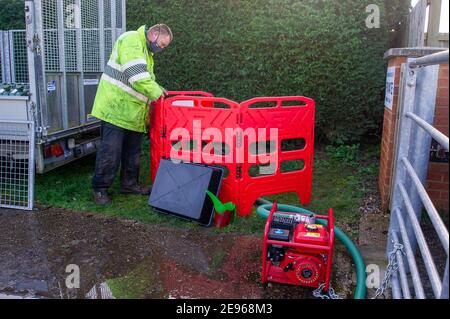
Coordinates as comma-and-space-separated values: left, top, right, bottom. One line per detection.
0, 0, 126, 209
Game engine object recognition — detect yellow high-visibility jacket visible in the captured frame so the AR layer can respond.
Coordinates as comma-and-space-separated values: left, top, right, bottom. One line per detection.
91, 25, 163, 132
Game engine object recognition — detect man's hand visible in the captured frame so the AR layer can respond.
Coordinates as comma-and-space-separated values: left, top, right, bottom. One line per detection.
159, 85, 169, 97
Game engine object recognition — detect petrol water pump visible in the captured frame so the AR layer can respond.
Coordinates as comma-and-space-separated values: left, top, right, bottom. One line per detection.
261, 202, 335, 291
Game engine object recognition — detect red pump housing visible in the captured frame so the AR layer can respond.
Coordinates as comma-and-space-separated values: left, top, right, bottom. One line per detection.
261, 202, 335, 291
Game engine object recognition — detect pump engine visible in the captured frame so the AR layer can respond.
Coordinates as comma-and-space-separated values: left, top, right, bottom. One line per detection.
261, 202, 335, 291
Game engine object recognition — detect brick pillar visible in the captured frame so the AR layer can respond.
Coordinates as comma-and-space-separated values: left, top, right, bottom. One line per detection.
379, 48, 449, 213
427, 63, 449, 212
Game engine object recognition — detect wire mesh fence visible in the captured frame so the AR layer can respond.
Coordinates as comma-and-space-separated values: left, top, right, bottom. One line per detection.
82, 30, 101, 72
104, 0, 112, 28
104, 29, 113, 64
0, 32, 3, 82
0, 1, 126, 83
0, 30, 29, 84
115, 0, 122, 29
64, 29, 78, 71
38, 0, 122, 73
10, 31, 29, 83
0, 120, 35, 210
81, 0, 101, 71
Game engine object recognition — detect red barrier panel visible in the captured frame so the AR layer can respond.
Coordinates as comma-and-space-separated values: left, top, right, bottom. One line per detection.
149, 100, 164, 183
163, 95, 240, 208
238, 96, 315, 216
149, 92, 315, 218
149, 91, 214, 183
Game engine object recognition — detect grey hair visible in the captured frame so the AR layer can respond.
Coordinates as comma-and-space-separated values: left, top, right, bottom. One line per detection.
149, 23, 173, 41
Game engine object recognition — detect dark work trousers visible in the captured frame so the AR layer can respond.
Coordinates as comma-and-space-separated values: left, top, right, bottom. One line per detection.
92, 121, 144, 192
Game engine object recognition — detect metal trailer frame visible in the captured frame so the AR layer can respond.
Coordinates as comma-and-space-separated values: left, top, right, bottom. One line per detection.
1, 1, 126, 210
26, 0, 126, 136
387, 49, 449, 299
0, 119, 35, 210
0, 1, 126, 174
1, 30, 14, 83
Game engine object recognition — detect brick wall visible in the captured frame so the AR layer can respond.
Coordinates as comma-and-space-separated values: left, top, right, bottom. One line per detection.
427, 63, 449, 212
379, 56, 403, 212
379, 48, 449, 213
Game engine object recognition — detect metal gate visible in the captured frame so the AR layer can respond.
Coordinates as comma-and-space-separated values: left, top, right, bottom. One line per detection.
387, 50, 449, 299
0, 120, 35, 210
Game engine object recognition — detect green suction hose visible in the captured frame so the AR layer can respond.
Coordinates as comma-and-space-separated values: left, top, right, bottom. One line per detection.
255, 200, 367, 299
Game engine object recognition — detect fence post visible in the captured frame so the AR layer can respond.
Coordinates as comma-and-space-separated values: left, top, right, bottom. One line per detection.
441, 258, 449, 299
405, 64, 440, 253
2, 31, 12, 83
57, 0, 69, 130
427, 0, 442, 47
408, 0, 427, 47
387, 58, 417, 255
0, 31, 4, 83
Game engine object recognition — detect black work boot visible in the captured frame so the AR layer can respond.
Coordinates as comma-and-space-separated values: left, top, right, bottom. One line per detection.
93, 190, 112, 205
119, 184, 152, 195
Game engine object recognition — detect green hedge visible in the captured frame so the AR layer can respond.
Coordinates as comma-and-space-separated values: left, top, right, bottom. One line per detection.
1, 0, 410, 143
127, 0, 406, 143
0, 0, 25, 30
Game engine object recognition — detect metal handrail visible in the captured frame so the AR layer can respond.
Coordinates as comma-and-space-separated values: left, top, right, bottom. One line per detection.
398, 184, 443, 297
394, 207, 426, 299
402, 157, 450, 255
406, 112, 450, 151
410, 50, 449, 68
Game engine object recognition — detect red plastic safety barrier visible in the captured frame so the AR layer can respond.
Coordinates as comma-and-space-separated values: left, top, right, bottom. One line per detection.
238, 96, 315, 215
149, 92, 315, 217
164, 95, 240, 211
149, 91, 214, 183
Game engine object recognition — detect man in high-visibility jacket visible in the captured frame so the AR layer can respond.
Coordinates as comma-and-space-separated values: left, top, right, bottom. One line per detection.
91, 24, 173, 205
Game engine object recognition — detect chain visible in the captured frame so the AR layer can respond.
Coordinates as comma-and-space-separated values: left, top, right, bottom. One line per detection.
313, 241, 405, 299
312, 283, 342, 299
372, 242, 405, 299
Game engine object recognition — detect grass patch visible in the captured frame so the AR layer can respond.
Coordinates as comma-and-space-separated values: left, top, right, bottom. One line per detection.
209, 249, 227, 274
35, 137, 200, 230
36, 138, 380, 235
106, 258, 163, 298
265, 144, 380, 229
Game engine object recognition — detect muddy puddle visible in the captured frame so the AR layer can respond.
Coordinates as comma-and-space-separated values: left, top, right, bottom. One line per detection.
0, 207, 355, 299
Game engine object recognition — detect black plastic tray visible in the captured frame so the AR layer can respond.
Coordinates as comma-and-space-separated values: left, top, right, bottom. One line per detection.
148, 159, 224, 226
